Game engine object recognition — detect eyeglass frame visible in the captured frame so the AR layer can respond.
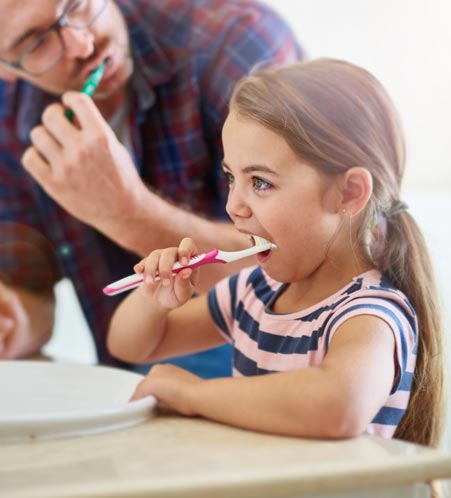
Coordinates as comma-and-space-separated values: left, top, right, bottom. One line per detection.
0, 0, 109, 76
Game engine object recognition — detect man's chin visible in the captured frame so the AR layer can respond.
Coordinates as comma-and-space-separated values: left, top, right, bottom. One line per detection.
95, 61, 133, 100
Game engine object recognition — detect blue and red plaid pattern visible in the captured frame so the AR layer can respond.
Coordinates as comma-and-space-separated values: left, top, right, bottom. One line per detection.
0, 0, 303, 368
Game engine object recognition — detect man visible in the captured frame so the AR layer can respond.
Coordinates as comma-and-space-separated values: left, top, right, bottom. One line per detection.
0, 0, 302, 375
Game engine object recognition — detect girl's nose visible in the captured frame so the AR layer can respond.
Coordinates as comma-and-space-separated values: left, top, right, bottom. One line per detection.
226, 188, 252, 220
60, 27, 95, 59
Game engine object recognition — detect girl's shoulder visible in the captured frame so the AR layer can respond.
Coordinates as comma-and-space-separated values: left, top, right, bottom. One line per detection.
347, 269, 414, 312
225, 267, 415, 324
331, 269, 417, 336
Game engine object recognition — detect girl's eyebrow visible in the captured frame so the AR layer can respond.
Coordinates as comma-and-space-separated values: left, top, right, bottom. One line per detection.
221, 161, 277, 175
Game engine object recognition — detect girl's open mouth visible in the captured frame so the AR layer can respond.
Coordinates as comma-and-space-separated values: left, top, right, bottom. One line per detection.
256, 248, 272, 263
250, 235, 275, 262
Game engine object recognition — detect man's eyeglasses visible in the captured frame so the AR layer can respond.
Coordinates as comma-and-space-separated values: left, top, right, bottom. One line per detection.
0, 0, 109, 76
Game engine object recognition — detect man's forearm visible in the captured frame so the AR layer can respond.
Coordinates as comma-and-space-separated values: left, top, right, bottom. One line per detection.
102, 188, 251, 292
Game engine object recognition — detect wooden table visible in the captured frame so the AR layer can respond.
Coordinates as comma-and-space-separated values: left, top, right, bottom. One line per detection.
1, 413, 451, 498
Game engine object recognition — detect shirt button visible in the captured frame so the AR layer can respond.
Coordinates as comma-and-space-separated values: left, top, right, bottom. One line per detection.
58, 243, 72, 258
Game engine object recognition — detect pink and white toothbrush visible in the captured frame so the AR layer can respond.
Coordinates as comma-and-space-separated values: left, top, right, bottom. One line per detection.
103, 236, 274, 296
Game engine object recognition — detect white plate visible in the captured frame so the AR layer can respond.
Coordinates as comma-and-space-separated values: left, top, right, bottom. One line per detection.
0, 361, 156, 443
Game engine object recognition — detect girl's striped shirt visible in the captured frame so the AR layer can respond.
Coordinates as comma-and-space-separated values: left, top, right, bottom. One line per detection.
208, 266, 417, 438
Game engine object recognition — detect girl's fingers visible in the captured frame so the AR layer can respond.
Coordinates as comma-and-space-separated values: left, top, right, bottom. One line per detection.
156, 248, 179, 284
173, 270, 196, 304
178, 237, 198, 266
139, 238, 199, 289
190, 267, 200, 287
143, 250, 165, 280
179, 269, 192, 280
133, 260, 145, 273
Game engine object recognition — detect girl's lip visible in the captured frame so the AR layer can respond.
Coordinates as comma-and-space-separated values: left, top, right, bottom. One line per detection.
256, 247, 272, 263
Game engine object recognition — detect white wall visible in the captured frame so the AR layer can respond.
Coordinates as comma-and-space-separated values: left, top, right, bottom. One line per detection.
263, 0, 451, 190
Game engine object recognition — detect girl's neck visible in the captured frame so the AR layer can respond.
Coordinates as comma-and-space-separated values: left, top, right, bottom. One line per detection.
272, 258, 373, 314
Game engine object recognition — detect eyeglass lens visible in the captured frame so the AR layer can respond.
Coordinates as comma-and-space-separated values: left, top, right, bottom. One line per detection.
16, 0, 108, 75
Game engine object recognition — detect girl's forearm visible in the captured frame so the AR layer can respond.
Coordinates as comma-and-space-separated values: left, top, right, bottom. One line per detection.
183, 321, 394, 439
107, 289, 170, 363
188, 369, 366, 439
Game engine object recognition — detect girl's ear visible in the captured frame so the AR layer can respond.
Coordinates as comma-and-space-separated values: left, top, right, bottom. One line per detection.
337, 167, 373, 217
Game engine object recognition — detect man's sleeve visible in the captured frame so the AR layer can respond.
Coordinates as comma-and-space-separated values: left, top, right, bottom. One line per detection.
199, 1, 305, 206
0, 82, 62, 292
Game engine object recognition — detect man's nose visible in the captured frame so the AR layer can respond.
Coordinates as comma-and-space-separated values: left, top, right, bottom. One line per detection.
60, 27, 95, 59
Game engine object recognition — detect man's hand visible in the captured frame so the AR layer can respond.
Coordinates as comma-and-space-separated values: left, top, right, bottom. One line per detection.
22, 92, 148, 239
21, 93, 250, 291
0, 282, 31, 358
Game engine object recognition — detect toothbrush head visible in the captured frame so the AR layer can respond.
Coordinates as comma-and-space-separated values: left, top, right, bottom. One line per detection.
252, 235, 276, 250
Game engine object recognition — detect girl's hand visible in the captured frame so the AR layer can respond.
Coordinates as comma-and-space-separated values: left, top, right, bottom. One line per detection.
130, 364, 202, 416
133, 238, 200, 310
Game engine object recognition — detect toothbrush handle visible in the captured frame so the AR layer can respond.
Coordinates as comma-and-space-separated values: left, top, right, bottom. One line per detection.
103, 273, 144, 295
170, 249, 222, 273
103, 249, 224, 296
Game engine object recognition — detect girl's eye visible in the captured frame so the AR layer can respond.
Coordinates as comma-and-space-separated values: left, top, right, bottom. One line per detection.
223, 171, 234, 186
253, 176, 272, 192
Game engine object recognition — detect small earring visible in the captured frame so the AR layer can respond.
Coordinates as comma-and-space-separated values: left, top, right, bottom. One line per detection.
342, 208, 347, 215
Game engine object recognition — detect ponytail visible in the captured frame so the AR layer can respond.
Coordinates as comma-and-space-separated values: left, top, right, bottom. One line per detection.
378, 210, 445, 447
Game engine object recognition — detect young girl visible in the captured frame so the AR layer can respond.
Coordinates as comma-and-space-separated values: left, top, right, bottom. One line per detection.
108, 59, 444, 447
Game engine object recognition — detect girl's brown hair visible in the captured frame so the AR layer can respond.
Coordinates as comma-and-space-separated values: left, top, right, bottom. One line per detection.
229, 58, 445, 448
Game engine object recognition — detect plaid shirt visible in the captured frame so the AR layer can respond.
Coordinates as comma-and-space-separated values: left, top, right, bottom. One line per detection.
0, 0, 303, 368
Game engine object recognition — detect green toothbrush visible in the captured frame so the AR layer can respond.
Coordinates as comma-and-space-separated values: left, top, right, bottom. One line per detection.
65, 59, 107, 122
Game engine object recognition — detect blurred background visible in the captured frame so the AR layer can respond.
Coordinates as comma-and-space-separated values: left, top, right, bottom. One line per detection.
44, 0, 451, 463
267, 0, 451, 190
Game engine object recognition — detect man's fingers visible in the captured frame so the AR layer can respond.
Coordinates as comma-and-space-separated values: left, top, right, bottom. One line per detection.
0, 315, 14, 353
0, 316, 14, 333
0, 316, 14, 334
29, 125, 62, 161
41, 102, 79, 145
22, 147, 52, 184
61, 92, 108, 132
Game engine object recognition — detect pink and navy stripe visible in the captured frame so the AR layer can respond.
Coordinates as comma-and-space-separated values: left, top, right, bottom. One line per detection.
208, 267, 417, 438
